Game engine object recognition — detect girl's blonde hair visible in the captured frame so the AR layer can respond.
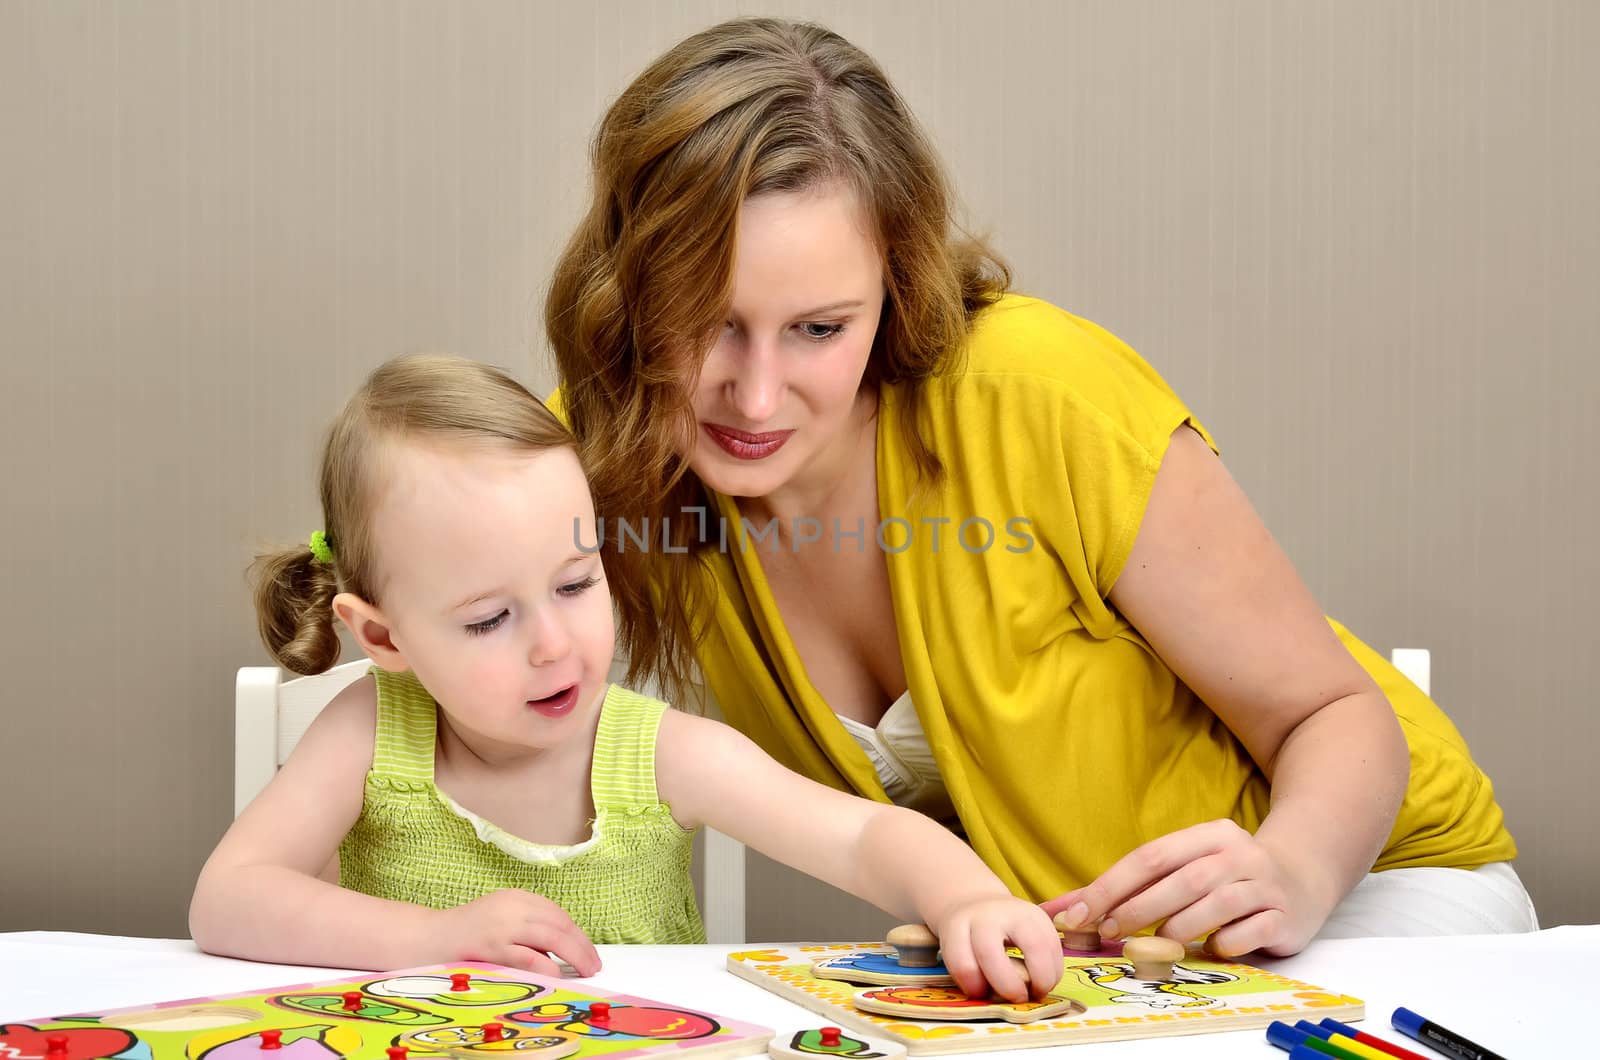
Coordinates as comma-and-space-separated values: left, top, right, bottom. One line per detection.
253, 354, 576, 675
545, 16, 1009, 704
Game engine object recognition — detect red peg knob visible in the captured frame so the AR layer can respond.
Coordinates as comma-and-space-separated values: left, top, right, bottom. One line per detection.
451, 972, 471, 991
260, 1030, 283, 1050
342, 991, 364, 1011
387, 1048, 409, 1060
590, 1002, 611, 1022
820, 1028, 842, 1047
482, 1023, 505, 1042
47, 1038, 70, 1055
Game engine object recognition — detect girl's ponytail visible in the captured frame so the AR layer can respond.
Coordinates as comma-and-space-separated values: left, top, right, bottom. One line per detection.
251, 546, 342, 675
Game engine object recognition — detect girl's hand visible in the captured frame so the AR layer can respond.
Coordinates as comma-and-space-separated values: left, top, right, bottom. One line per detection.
932, 896, 1063, 1002
1041, 819, 1331, 959
433, 889, 603, 977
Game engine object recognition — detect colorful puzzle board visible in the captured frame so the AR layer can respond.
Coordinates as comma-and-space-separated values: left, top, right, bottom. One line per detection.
3, 963, 773, 1060
726, 942, 1363, 1054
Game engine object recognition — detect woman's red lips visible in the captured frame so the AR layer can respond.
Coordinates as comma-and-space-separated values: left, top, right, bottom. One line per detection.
704, 423, 793, 460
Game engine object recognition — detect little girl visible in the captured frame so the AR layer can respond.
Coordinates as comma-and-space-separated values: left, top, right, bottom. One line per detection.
190, 354, 1060, 1003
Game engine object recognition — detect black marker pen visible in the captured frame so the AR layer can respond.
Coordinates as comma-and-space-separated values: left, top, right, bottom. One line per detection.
1392, 1006, 1508, 1060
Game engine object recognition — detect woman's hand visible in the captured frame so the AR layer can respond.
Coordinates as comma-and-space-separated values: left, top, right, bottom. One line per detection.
433, 889, 603, 977
931, 895, 1063, 1002
1041, 819, 1334, 958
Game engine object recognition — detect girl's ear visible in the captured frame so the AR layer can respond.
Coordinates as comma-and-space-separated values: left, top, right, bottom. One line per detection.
332, 592, 408, 672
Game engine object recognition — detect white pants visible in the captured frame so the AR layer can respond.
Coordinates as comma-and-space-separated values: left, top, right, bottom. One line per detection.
1316, 862, 1539, 939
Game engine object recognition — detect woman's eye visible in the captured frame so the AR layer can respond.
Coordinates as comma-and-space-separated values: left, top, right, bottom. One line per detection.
798, 322, 844, 341
559, 575, 601, 598
465, 610, 509, 636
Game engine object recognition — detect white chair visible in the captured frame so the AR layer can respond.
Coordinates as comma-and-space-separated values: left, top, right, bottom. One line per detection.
1389, 647, 1430, 696
233, 658, 748, 943
234, 658, 372, 816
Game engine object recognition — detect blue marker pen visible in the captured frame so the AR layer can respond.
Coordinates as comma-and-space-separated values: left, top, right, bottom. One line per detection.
1391, 1007, 1507, 1060
1267, 1020, 1311, 1050
1265, 1021, 1365, 1060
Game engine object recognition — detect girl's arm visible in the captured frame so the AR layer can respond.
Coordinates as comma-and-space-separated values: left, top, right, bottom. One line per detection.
190, 675, 425, 967
1048, 425, 1410, 957
655, 710, 1061, 1001
189, 676, 599, 974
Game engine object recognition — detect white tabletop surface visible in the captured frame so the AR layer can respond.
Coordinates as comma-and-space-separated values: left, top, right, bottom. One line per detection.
3, 928, 1594, 1056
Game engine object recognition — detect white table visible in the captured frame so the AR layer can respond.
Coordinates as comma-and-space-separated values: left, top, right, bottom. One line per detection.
3, 928, 1593, 1056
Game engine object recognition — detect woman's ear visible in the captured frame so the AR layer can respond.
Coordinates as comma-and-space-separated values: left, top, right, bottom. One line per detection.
332, 592, 408, 672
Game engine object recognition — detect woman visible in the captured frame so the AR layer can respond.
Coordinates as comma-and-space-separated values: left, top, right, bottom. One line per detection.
544, 16, 1533, 956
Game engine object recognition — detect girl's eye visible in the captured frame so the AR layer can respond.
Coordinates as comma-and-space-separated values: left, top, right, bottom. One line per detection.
559, 575, 601, 598
464, 610, 509, 636
798, 322, 844, 341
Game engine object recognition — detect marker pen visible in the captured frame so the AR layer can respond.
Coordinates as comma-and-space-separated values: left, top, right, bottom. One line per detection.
1266, 1021, 1366, 1060
1317, 1017, 1430, 1060
1292, 1019, 1393, 1060
1391, 1007, 1507, 1060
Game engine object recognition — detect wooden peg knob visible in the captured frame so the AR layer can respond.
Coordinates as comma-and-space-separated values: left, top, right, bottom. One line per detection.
1122, 936, 1185, 981
975, 956, 1038, 1003
1052, 909, 1103, 951
885, 923, 940, 967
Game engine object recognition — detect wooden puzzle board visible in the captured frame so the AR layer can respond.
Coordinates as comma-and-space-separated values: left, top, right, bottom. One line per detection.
3, 963, 773, 1060
726, 943, 1363, 1054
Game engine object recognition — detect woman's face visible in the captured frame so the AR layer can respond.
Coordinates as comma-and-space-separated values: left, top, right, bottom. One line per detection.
687, 183, 885, 504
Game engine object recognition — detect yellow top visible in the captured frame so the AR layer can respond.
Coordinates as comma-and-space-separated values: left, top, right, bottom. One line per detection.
686, 294, 1516, 901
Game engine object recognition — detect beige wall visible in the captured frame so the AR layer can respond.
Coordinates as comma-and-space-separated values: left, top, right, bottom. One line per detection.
2, 0, 1595, 937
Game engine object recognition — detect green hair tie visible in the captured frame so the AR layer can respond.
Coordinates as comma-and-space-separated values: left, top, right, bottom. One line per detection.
308, 530, 335, 565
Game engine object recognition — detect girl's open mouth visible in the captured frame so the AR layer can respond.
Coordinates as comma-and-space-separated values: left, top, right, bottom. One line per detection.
527, 685, 579, 718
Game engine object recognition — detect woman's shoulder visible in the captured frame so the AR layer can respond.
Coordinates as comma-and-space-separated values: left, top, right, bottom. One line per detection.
927, 293, 1201, 448
955, 294, 1162, 391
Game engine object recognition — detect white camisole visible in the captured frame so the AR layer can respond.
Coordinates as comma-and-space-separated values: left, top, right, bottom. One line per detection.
835, 689, 957, 821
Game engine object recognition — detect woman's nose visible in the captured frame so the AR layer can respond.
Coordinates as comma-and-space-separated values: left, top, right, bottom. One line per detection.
728, 340, 783, 422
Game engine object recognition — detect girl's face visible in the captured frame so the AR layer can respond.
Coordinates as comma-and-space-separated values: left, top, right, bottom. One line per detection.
687, 183, 885, 506
351, 440, 615, 760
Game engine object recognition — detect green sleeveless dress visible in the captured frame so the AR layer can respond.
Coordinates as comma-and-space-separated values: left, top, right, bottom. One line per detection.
338, 669, 705, 943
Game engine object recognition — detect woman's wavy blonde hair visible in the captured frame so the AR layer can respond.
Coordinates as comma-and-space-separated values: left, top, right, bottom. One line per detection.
253, 354, 578, 675
545, 16, 1009, 705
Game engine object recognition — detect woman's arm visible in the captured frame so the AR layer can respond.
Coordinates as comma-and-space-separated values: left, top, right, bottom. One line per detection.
655, 709, 1062, 1000
1049, 425, 1410, 957
188, 676, 599, 974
